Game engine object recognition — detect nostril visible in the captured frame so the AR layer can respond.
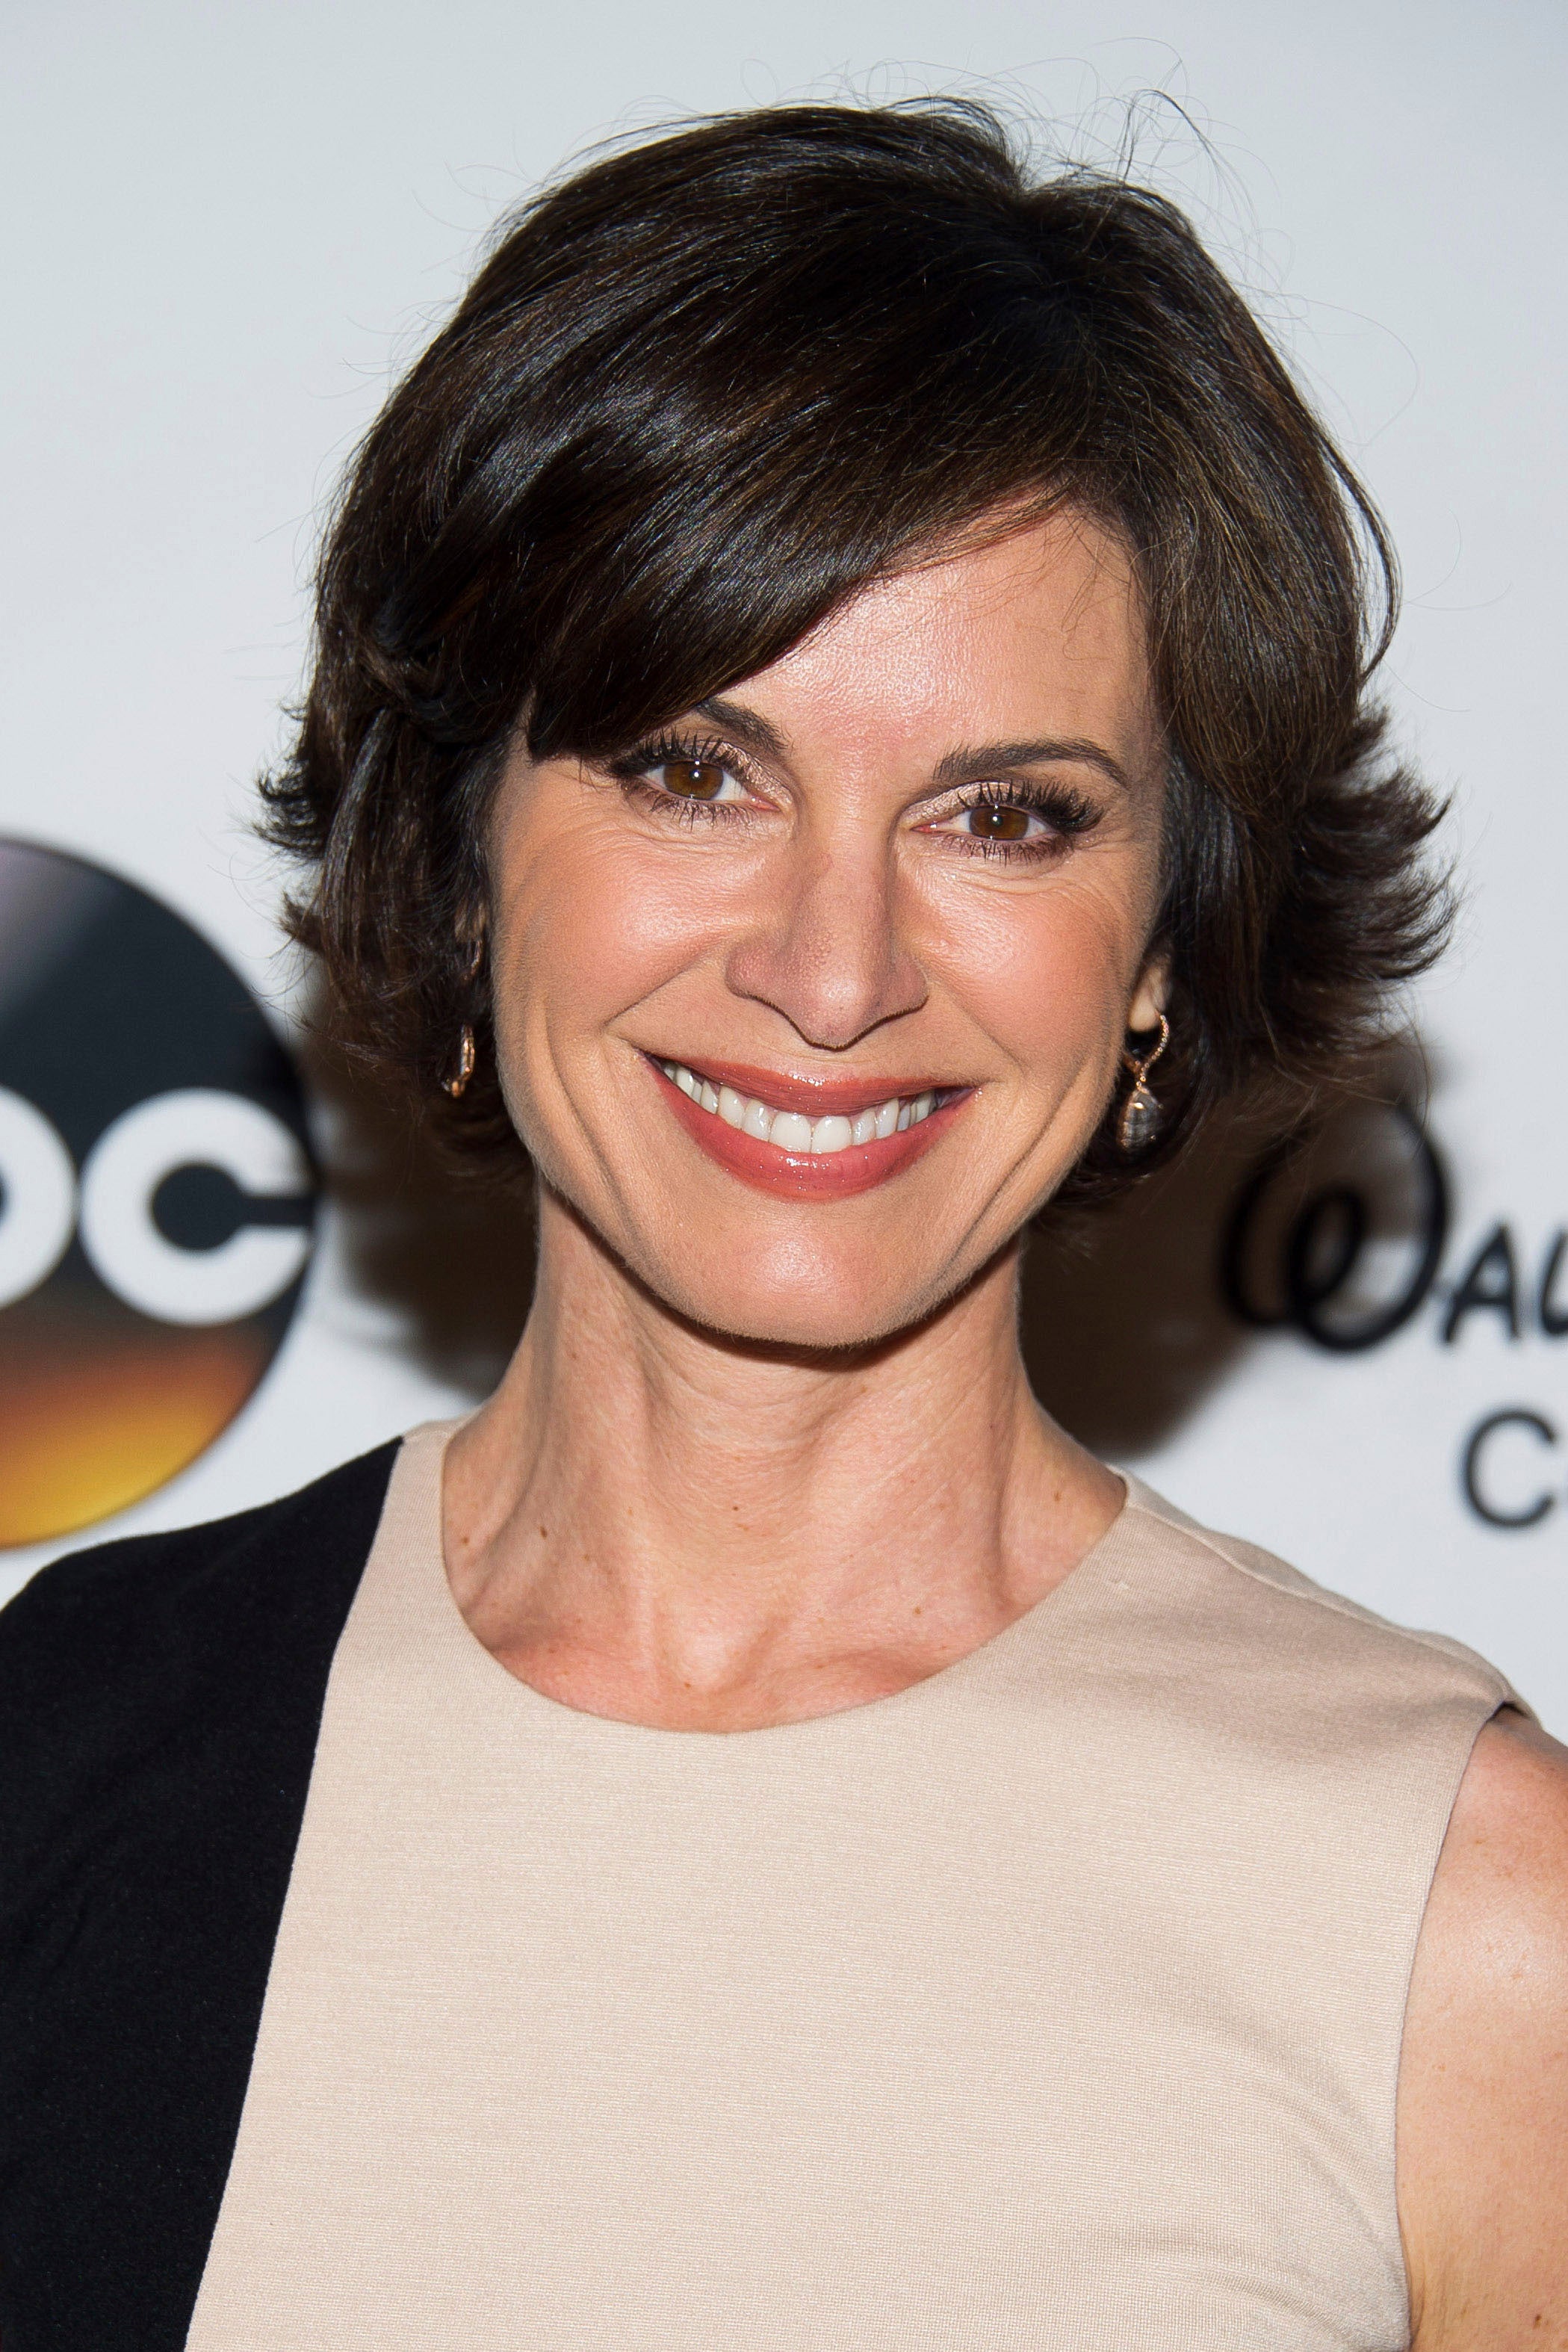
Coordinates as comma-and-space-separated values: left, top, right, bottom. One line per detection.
722, 928, 926, 1050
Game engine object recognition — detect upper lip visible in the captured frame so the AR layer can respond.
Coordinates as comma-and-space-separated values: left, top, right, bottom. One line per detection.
642, 1052, 961, 1118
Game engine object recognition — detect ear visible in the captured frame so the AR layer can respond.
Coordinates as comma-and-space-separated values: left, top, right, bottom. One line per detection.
1127, 949, 1169, 1036
455, 905, 488, 977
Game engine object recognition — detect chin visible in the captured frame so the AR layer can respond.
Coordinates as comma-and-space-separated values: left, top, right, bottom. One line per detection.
629, 1227, 992, 1355
671, 1282, 943, 1356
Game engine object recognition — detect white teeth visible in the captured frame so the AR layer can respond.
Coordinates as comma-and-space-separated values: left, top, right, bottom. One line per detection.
769, 1110, 814, 1153
659, 1061, 943, 1156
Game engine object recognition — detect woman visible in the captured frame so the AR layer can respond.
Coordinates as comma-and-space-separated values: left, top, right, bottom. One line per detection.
2, 100, 1564, 2351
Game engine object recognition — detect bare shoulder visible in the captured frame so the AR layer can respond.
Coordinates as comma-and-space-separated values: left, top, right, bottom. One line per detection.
1399, 1706, 1568, 2348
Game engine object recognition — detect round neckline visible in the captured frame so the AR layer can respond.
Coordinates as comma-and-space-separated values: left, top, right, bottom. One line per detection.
417, 1419, 1142, 1746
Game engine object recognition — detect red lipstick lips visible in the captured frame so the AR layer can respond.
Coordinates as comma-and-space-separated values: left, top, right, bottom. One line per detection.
645, 1054, 970, 1201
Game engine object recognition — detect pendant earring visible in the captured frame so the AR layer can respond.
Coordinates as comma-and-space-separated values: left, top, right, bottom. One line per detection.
442, 1024, 477, 1100
1118, 1011, 1170, 1154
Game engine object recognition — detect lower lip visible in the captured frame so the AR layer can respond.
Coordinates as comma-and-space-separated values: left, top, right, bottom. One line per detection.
649, 1062, 969, 1201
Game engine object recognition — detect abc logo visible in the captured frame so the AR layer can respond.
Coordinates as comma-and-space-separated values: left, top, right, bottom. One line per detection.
0, 838, 316, 1547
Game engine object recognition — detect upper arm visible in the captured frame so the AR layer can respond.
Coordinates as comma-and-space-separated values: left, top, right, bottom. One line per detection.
1398, 1706, 1568, 2349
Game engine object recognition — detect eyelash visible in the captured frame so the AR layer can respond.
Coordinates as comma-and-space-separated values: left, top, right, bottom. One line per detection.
605, 732, 1099, 858
607, 732, 757, 826
943, 779, 1097, 862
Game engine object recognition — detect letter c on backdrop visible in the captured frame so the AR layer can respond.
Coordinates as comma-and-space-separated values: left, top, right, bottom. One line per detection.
1461, 1408, 1559, 1529
77, 1089, 314, 1325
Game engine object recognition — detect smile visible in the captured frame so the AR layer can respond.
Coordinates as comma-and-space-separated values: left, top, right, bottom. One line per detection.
660, 1060, 941, 1151
645, 1054, 968, 1201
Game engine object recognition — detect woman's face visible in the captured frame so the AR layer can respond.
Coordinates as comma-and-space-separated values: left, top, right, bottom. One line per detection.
488, 511, 1168, 1348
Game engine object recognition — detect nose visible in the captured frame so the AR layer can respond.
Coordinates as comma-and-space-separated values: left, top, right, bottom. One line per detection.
722, 831, 928, 1052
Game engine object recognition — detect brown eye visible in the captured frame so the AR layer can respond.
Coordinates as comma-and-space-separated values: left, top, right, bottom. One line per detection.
964, 802, 1032, 841
661, 758, 728, 800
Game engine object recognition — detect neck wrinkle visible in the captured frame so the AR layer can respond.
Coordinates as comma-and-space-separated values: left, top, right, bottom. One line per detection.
442, 1190, 1117, 1725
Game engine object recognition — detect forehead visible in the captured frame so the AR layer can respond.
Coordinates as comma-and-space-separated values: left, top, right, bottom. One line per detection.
729, 510, 1153, 756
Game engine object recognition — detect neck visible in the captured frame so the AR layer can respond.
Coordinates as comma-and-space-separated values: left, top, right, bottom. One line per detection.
443, 1189, 1121, 1730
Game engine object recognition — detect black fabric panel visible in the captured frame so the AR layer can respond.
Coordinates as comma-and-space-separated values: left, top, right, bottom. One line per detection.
0, 1440, 399, 2352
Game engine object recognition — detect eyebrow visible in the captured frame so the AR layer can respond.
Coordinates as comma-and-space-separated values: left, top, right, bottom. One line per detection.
698, 700, 1133, 796
695, 696, 790, 762
930, 738, 1135, 795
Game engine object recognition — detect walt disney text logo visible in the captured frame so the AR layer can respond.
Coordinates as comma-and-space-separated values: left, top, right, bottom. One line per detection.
1222, 1103, 1568, 1530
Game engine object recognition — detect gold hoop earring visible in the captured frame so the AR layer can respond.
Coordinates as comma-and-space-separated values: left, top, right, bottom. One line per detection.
1118, 1010, 1169, 1154
442, 1024, 477, 1100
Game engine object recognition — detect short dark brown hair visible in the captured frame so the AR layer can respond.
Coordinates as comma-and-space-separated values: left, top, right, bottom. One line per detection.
264, 99, 1447, 1198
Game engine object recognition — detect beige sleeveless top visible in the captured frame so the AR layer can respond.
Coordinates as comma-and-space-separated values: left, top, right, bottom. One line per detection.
186, 1422, 1513, 2351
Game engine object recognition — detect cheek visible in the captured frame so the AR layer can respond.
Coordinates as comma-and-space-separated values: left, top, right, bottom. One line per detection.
921, 875, 1139, 1092
492, 817, 740, 1050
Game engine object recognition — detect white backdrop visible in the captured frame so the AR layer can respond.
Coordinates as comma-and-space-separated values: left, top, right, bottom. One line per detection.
4, 0, 1565, 1724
